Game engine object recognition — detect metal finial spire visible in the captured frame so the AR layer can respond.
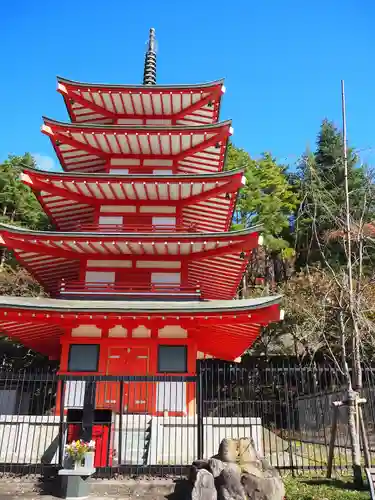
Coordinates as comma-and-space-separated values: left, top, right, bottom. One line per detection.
143, 28, 157, 85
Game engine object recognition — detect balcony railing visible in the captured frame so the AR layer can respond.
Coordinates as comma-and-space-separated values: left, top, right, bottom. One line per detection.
77, 223, 199, 233
59, 281, 202, 300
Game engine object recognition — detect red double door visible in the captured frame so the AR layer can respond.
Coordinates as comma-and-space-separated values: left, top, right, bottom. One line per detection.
96, 346, 155, 413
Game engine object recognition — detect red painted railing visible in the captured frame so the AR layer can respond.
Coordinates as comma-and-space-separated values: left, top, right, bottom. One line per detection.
77, 223, 199, 233
59, 281, 202, 299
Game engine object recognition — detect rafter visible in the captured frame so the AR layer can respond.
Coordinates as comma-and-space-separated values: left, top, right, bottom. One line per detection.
58, 84, 118, 119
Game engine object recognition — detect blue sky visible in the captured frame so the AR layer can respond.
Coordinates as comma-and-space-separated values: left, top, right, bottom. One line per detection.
1, 0, 374, 171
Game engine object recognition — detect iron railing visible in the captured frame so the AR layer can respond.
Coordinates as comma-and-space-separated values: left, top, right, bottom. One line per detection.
0, 361, 374, 477
59, 281, 202, 300
77, 223, 200, 233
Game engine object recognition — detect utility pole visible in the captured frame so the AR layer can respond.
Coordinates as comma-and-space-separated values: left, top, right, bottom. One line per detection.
341, 79, 363, 486
341, 80, 353, 296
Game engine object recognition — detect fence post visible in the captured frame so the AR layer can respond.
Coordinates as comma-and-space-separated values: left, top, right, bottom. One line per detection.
358, 402, 370, 468
81, 381, 96, 442
196, 360, 204, 460
58, 379, 66, 467
119, 381, 124, 466
327, 402, 340, 478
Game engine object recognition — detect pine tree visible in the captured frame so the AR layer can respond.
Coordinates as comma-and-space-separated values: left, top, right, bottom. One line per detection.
295, 120, 374, 269
225, 143, 298, 288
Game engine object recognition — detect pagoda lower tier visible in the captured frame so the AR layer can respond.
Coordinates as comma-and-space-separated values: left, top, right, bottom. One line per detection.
0, 294, 281, 361
0, 295, 281, 415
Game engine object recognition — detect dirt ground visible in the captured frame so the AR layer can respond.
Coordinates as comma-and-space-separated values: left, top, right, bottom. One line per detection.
0, 477, 181, 499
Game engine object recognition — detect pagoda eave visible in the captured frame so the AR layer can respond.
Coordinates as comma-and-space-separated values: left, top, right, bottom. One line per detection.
22, 166, 245, 207
57, 76, 225, 126
57, 76, 226, 91
0, 294, 281, 314
42, 117, 232, 133
22, 166, 243, 232
42, 118, 232, 174
0, 224, 261, 259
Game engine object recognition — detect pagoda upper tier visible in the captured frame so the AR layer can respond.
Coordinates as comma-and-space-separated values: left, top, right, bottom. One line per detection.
21, 167, 244, 233
0, 224, 261, 299
41, 118, 232, 174
57, 77, 225, 126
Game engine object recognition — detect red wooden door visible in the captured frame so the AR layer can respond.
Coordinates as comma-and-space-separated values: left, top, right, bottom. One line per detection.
97, 347, 152, 413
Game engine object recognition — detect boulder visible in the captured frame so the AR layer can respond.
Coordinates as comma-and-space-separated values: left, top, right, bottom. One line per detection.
190, 438, 284, 500
191, 469, 217, 500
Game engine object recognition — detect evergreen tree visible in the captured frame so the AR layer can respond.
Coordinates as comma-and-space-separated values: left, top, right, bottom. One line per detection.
0, 154, 50, 230
225, 143, 298, 286
295, 120, 374, 269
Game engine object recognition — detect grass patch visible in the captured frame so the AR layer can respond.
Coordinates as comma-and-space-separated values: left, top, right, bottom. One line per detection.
284, 476, 369, 500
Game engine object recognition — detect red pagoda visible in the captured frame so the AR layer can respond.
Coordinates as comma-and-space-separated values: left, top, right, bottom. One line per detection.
0, 29, 282, 418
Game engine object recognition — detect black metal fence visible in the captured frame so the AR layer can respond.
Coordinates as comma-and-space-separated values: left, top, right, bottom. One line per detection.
0, 360, 374, 477
199, 359, 375, 475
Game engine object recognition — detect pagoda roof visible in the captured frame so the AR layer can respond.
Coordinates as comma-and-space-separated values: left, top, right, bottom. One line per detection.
42, 118, 232, 174
0, 295, 282, 360
57, 76, 225, 126
0, 224, 261, 299
22, 167, 244, 232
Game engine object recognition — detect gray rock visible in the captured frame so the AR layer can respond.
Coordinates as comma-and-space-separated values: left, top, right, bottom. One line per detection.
192, 469, 217, 500
193, 460, 211, 472
190, 460, 211, 484
208, 458, 226, 478
242, 469, 285, 500
217, 438, 238, 463
217, 463, 245, 500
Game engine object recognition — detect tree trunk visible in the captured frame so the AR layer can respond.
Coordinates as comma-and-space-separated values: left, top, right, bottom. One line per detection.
347, 389, 362, 487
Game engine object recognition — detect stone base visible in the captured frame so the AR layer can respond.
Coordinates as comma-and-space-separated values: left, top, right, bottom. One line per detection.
58, 468, 95, 499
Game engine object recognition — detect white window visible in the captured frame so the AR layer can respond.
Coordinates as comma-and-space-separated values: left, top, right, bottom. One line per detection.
109, 169, 129, 174
153, 169, 173, 175
152, 216, 176, 230
151, 273, 181, 285
85, 271, 116, 284
98, 216, 123, 226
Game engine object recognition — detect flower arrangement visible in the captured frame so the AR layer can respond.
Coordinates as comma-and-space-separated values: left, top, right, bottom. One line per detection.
65, 440, 95, 463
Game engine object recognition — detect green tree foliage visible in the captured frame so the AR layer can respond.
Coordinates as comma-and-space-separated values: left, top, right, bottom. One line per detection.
253, 119, 375, 360
0, 155, 49, 293
225, 144, 298, 254
0, 154, 50, 230
0, 156, 52, 368
225, 143, 299, 288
